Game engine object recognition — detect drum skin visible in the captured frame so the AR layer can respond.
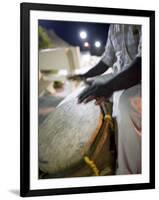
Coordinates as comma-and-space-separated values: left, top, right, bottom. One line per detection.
39, 88, 103, 175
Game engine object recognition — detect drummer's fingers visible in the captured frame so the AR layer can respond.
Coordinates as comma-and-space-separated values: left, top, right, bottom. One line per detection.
67, 74, 80, 80
84, 79, 94, 86
78, 88, 89, 102
83, 96, 95, 104
78, 91, 95, 103
67, 75, 75, 80
94, 97, 105, 105
78, 87, 96, 103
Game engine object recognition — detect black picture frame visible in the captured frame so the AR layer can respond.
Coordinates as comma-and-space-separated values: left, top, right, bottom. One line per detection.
20, 2, 155, 197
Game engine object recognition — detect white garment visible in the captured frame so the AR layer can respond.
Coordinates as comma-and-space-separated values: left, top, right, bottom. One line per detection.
112, 51, 124, 117
99, 24, 142, 175
101, 24, 142, 117
101, 24, 141, 68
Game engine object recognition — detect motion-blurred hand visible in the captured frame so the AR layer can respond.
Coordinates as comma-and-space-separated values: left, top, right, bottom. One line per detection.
67, 74, 85, 81
78, 81, 113, 104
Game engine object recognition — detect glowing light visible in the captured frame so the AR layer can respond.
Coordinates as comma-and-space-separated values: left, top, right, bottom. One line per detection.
94, 41, 101, 48
79, 30, 87, 39
84, 42, 89, 47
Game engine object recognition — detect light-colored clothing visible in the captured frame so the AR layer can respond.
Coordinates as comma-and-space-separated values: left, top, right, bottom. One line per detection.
101, 24, 142, 174
101, 24, 141, 68
102, 24, 141, 117
116, 84, 141, 174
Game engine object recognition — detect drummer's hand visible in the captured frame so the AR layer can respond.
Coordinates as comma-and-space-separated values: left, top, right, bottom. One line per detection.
94, 97, 106, 105
67, 74, 85, 81
78, 82, 113, 104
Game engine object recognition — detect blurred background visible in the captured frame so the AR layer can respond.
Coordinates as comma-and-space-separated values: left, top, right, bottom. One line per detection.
38, 20, 110, 123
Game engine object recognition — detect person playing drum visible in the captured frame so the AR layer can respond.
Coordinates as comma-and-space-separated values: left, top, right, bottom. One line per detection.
68, 24, 142, 175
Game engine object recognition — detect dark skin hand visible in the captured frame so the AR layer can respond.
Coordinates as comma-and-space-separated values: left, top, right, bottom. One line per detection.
67, 74, 85, 81
78, 57, 141, 104
67, 60, 109, 81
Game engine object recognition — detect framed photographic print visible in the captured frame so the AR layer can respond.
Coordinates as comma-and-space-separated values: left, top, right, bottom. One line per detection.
20, 2, 155, 197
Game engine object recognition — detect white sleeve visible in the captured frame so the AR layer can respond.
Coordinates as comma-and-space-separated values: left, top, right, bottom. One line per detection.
136, 28, 142, 57
101, 25, 115, 67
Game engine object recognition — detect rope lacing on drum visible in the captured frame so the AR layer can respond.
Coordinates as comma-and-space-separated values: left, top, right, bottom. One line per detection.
104, 114, 114, 131
84, 112, 114, 176
84, 156, 100, 176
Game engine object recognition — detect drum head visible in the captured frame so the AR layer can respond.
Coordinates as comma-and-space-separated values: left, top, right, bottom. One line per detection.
39, 88, 103, 175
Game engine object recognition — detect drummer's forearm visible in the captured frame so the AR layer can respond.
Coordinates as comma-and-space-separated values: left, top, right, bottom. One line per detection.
84, 60, 110, 78
110, 57, 141, 92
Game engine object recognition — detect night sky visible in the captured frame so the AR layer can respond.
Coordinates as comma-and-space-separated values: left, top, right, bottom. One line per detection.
39, 20, 110, 55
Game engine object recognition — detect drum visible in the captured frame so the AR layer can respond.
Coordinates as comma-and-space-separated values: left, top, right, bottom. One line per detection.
39, 88, 115, 178
39, 95, 63, 125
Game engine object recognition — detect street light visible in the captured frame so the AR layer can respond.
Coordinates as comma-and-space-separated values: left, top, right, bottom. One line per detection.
79, 30, 87, 40
94, 41, 101, 48
84, 42, 90, 48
